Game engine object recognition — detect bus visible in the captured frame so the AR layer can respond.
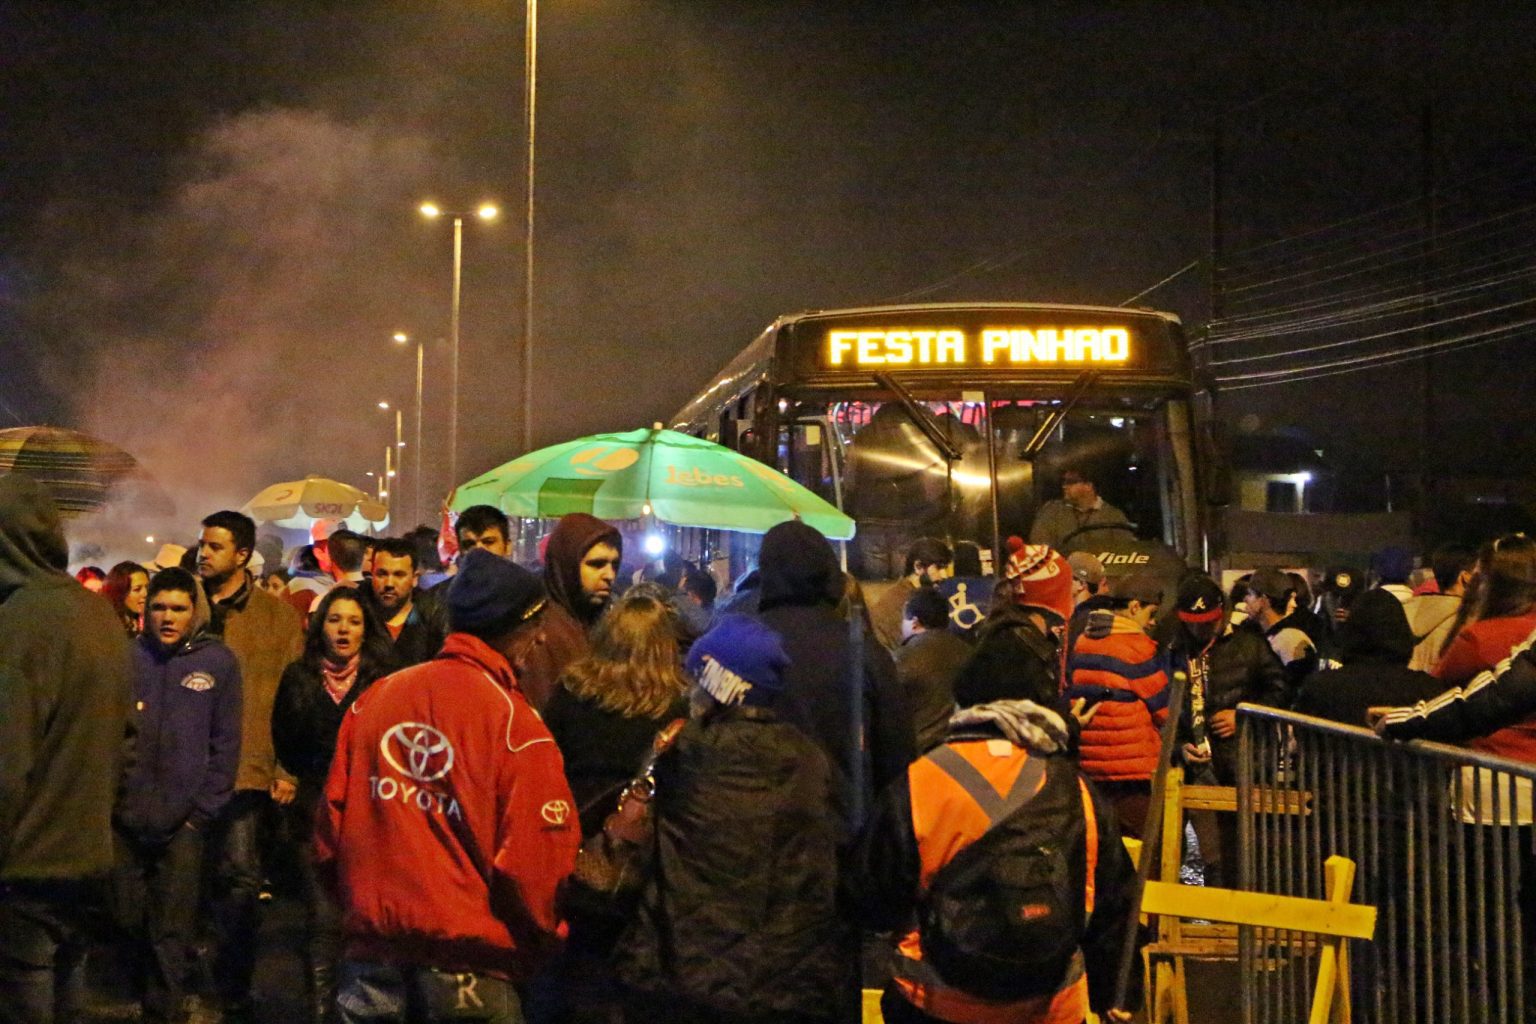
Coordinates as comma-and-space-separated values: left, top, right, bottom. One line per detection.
669, 303, 1224, 588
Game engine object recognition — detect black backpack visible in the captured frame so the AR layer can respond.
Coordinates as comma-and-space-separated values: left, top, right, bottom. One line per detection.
915, 746, 1089, 1001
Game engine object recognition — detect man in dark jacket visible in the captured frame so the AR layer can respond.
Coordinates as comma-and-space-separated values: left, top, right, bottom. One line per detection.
1296, 588, 1444, 728
894, 588, 973, 753
196, 509, 304, 1021
615, 615, 847, 1024
754, 520, 915, 832
0, 475, 134, 1024
1166, 574, 1287, 885
368, 537, 448, 667
114, 568, 242, 1023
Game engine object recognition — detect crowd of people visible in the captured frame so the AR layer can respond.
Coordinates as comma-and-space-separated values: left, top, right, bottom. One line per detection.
5, 461, 1536, 1024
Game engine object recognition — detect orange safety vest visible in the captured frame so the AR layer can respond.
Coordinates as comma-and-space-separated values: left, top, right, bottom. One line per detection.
891, 739, 1099, 1024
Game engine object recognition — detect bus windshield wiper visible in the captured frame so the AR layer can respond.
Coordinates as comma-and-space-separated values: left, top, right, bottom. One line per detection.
872, 371, 963, 462
1021, 370, 1100, 459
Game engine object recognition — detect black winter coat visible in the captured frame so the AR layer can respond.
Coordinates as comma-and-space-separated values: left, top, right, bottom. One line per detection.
1169, 627, 1288, 784
387, 588, 449, 669
271, 658, 390, 791
757, 602, 914, 830
1295, 659, 1444, 729
613, 706, 850, 1020
542, 685, 688, 840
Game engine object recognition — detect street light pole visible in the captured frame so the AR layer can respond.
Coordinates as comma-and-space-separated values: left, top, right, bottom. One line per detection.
523, 0, 538, 454
393, 332, 425, 528
449, 214, 463, 490
420, 202, 498, 493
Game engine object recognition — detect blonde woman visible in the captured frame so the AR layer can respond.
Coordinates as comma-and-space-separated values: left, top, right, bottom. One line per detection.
535, 592, 690, 1023
544, 592, 691, 838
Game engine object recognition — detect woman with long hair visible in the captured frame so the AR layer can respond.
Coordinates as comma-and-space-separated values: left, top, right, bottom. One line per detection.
544, 592, 691, 839
271, 586, 396, 1024
1434, 533, 1536, 689
536, 592, 690, 1024
102, 560, 150, 636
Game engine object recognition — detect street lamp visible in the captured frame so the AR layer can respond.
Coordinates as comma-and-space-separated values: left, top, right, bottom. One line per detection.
419, 200, 499, 492
377, 400, 404, 518
393, 331, 425, 528
524, 0, 539, 455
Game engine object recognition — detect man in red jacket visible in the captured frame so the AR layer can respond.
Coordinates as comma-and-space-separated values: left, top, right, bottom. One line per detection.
316, 548, 579, 1024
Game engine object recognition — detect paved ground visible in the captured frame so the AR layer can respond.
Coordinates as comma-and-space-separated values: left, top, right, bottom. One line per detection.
81, 897, 1242, 1023
84, 895, 308, 1023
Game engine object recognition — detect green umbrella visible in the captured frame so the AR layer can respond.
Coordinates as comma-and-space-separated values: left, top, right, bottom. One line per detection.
449, 425, 855, 540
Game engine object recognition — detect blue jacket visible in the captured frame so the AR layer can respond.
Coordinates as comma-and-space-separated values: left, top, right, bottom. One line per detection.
115, 632, 243, 843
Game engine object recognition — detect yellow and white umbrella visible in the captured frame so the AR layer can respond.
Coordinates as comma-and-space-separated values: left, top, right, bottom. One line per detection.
242, 476, 389, 532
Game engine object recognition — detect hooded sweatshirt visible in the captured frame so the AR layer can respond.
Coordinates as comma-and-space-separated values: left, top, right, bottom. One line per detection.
0, 474, 134, 882
517, 513, 623, 710
1295, 589, 1443, 728
116, 602, 243, 844
755, 521, 914, 832
1406, 592, 1462, 673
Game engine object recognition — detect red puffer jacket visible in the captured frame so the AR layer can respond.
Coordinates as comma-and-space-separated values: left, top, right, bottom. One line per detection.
1066, 611, 1170, 781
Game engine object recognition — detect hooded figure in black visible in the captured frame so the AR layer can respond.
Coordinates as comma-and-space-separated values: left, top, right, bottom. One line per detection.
754, 521, 915, 835
0, 474, 134, 1022
1296, 588, 1445, 728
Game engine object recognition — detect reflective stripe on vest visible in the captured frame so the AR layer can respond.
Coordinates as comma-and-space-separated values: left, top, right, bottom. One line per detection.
894, 742, 1101, 1024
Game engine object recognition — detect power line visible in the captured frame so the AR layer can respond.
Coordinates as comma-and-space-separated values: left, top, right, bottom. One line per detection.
1220, 201, 1536, 299
1209, 293, 1536, 367
1206, 243, 1536, 334
1217, 155, 1536, 266
1213, 316, 1536, 387
1120, 259, 1202, 307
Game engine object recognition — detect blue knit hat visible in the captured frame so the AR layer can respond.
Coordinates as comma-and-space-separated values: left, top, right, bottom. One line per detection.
685, 614, 790, 708
448, 548, 546, 637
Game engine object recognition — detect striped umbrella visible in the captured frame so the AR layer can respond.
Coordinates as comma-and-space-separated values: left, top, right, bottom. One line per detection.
0, 425, 139, 516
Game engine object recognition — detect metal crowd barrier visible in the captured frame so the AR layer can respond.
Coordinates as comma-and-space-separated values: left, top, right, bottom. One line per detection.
1238, 703, 1536, 1024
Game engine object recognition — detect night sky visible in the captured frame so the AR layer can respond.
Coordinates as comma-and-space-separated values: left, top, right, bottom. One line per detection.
4, 1, 1534, 553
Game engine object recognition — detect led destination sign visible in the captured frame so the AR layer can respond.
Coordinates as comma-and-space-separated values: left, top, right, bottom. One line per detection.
824, 326, 1132, 369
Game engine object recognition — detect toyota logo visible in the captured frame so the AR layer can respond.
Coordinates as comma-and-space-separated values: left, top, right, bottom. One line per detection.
381, 722, 456, 782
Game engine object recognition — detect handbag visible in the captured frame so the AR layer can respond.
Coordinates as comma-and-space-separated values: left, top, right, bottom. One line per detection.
570, 717, 686, 897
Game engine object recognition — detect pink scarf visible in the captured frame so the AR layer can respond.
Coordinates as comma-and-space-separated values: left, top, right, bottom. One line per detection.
321, 653, 361, 705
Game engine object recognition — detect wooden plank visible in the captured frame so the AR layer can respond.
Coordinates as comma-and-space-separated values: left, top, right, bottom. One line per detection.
1140, 880, 1376, 940
1309, 856, 1356, 1024
1182, 784, 1312, 815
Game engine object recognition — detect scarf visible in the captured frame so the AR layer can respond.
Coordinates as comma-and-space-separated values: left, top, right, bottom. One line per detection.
322, 652, 361, 705
948, 699, 1070, 754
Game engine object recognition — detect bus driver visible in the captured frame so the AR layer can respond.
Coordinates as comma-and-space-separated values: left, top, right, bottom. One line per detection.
1030, 465, 1129, 551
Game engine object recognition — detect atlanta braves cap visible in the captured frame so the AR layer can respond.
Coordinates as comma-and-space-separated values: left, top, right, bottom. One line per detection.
1176, 574, 1226, 623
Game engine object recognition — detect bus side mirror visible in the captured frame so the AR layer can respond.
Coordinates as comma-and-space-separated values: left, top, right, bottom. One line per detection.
1200, 421, 1233, 507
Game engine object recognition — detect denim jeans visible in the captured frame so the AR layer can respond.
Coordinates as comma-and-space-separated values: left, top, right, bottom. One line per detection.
338, 960, 523, 1023
0, 884, 91, 1024
113, 824, 206, 1022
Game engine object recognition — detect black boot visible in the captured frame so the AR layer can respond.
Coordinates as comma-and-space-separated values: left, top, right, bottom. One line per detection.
310, 964, 338, 1024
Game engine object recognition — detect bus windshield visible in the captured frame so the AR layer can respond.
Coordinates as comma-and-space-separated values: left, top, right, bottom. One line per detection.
777, 391, 1196, 580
